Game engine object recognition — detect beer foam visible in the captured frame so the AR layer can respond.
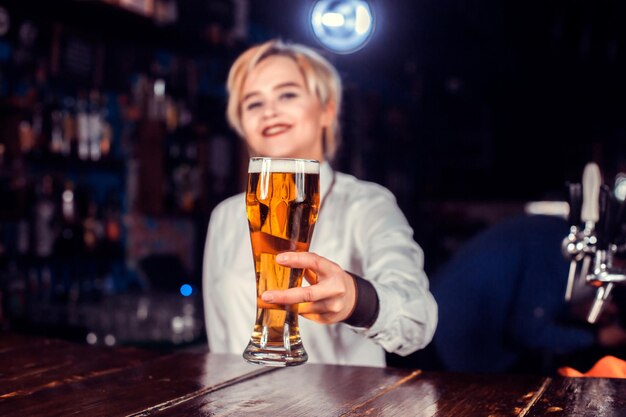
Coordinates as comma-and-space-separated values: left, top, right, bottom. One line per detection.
248, 158, 319, 173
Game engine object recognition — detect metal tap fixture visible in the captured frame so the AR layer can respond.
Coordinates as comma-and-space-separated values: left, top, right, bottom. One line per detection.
562, 162, 626, 323
561, 182, 583, 301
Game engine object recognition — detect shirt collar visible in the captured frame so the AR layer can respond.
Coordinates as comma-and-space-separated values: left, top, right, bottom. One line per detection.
320, 161, 334, 204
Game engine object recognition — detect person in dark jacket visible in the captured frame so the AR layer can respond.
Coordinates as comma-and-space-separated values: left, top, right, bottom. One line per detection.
431, 214, 626, 374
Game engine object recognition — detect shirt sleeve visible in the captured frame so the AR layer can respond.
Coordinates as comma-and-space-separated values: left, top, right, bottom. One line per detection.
348, 186, 438, 356
202, 203, 228, 353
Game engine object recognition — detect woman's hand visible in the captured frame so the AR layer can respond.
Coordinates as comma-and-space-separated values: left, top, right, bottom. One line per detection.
260, 251, 356, 324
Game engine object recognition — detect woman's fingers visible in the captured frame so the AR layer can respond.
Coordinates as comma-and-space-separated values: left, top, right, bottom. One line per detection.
261, 252, 336, 304
303, 268, 318, 285
262, 285, 321, 304
276, 252, 330, 274
259, 251, 356, 324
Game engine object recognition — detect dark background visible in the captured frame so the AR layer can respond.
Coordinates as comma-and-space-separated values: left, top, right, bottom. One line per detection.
250, 0, 626, 198
248, 0, 626, 271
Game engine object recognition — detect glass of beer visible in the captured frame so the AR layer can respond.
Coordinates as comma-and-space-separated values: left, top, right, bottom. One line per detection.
243, 157, 320, 366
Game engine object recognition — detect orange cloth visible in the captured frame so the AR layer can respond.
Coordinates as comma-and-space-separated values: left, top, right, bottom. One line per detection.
558, 355, 626, 378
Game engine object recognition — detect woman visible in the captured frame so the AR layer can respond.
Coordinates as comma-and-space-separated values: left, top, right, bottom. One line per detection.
203, 39, 437, 367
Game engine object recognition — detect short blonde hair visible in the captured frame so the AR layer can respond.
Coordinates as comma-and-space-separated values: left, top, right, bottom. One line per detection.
226, 39, 342, 160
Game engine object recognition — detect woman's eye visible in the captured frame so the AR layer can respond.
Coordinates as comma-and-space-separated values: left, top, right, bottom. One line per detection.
245, 101, 262, 111
279, 92, 298, 101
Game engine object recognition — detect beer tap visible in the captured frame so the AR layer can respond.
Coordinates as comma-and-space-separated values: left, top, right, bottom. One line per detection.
562, 163, 626, 323
586, 186, 626, 323
578, 163, 602, 290
615, 194, 626, 252
562, 182, 583, 301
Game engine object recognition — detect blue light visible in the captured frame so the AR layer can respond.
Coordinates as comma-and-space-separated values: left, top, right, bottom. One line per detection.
180, 284, 193, 297
310, 0, 375, 54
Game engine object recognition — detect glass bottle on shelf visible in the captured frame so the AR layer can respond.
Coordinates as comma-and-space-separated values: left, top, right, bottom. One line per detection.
53, 180, 82, 303
61, 96, 76, 158
50, 107, 64, 156
88, 90, 103, 162
33, 175, 57, 261
76, 94, 89, 161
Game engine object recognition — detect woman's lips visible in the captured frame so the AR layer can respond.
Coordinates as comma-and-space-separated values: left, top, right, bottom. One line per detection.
262, 124, 291, 137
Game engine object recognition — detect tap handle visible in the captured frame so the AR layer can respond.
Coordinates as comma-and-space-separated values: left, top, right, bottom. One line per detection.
564, 259, 578, 301
596, 185, 612, 250
581, 162, 602, 225
587, 283, 614, 324
614, 195, 626, 245
566, 182, 582, 226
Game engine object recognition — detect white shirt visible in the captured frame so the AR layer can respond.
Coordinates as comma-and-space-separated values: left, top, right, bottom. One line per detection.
202, 162, 437, 367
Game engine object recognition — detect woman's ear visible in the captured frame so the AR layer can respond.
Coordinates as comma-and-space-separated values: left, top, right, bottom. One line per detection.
321, 100, 337, 127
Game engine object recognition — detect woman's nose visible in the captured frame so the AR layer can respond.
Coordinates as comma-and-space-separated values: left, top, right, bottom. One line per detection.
262, 100, 278, 118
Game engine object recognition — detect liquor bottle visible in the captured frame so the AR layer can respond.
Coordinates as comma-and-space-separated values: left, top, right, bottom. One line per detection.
31, 103, 45, 156
53, 180, 82, 302
99, 94, 113, 160
88, 90, 103, 161
82, 196, 104, 302
59, 181, 78, 244
83, 199, 103, 254
61, 96, 76, 158
103, 189, 123, 256
76, 94, 89, 161
50, 107, 64, 155
33, 175, 57, 260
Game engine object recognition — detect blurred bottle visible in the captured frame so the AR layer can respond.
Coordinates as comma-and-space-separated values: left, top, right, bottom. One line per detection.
33, 175, 57, 260
61, 96, 77, 158
50, 105, 64, 155
76, 93, 89, 161
31, 103, 45, 156
18, 119, 35, 157
83, 198, 103, 254
103, 189, 123, 256
53, 180, 82, 302
100, 94, 113, 160
0, 143, 5, 169
88, 90, 103, 161
82, 196, 105, 302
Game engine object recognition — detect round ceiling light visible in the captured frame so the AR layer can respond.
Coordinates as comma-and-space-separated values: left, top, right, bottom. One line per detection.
310, 0, 375, 54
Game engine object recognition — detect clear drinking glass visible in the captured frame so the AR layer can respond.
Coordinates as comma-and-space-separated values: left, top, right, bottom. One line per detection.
242, 157, 320, 366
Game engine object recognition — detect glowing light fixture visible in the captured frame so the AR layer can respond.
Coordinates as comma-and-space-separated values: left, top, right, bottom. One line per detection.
322, 12, 345, 27
310, 0, 375, 54
180, 284, 193, 297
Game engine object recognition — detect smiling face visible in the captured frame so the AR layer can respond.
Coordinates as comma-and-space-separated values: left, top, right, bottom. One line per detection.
239, 55, 334, 161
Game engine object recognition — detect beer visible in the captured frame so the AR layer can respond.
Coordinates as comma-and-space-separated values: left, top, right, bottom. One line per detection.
243, 157, 320, 366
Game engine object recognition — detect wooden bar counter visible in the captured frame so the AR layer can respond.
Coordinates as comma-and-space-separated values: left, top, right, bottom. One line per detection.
1, 334, 624, 416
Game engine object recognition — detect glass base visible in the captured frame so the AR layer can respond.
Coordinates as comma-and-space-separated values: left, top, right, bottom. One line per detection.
243, 341, 308, 367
